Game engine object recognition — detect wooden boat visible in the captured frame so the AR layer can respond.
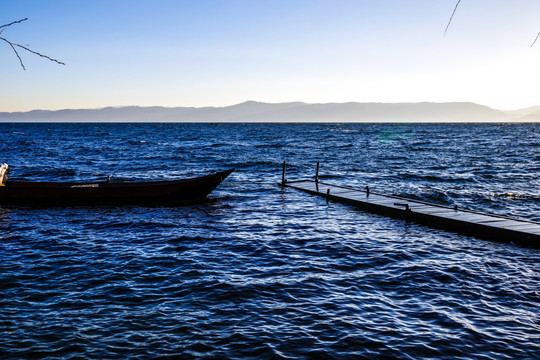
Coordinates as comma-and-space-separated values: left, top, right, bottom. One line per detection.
0, 165, 233, 204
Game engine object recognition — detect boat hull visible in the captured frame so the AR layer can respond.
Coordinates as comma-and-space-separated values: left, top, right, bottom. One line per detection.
0, 169, 233, 204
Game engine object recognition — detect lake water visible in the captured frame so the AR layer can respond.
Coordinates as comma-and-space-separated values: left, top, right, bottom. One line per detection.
0, 123, 539, 359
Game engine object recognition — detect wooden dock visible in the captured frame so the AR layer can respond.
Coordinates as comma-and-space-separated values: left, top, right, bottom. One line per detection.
280, 174, 540, 247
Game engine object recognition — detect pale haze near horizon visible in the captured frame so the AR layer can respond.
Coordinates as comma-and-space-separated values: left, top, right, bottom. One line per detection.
1, 0, 539, 112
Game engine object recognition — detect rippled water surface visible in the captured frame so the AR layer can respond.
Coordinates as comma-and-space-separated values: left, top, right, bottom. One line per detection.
1, 123, 539, 359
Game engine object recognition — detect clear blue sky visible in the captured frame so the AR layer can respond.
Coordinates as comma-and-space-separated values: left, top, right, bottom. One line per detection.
1, 0, 539, 112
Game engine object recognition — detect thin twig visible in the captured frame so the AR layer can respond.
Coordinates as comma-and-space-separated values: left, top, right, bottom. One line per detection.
443, 2, 539, 46
0, 18, 28, 30
444, 0, 462, 37
6, 39, 65, 66
531, 32, 540, 47
0, 37, 26, 69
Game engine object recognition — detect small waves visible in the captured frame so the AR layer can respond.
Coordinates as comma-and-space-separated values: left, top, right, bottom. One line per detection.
1, 123, 539, 359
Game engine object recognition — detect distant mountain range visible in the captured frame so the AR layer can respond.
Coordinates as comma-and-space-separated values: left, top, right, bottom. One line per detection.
1, 101, 539, 122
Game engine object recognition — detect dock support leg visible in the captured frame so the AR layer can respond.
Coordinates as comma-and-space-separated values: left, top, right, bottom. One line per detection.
281, 161, 287, 187
315, 162, 320, 191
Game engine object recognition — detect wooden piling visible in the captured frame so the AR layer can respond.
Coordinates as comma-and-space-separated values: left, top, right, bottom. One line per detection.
281, 161, 287, 187
315, 162, 320, 191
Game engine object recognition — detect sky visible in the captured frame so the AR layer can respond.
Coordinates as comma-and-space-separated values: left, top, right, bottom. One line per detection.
1, 0, 540, 112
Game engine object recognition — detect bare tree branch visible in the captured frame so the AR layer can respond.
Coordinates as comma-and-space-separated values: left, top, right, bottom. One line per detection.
3, 39, 65, 67
444, 0, 462, 37
532, 32, 540, 47
0, 18, 28, 30
0, 37, 26, 69
0, 18, 64, 69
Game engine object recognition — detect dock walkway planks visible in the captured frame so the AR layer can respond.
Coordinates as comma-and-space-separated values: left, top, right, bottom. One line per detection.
282, 179, 540, 247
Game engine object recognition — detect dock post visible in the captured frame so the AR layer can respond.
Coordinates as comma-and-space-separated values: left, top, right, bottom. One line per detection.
281, 161, 287, 187
326, 188, 330, 203
315, 162, 320, 191
405, 204, 411, 221
366, 185, 370, 197
394, 202, 411, 220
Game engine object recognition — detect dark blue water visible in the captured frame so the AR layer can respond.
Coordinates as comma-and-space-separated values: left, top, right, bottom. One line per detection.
1, 123, 539, 359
